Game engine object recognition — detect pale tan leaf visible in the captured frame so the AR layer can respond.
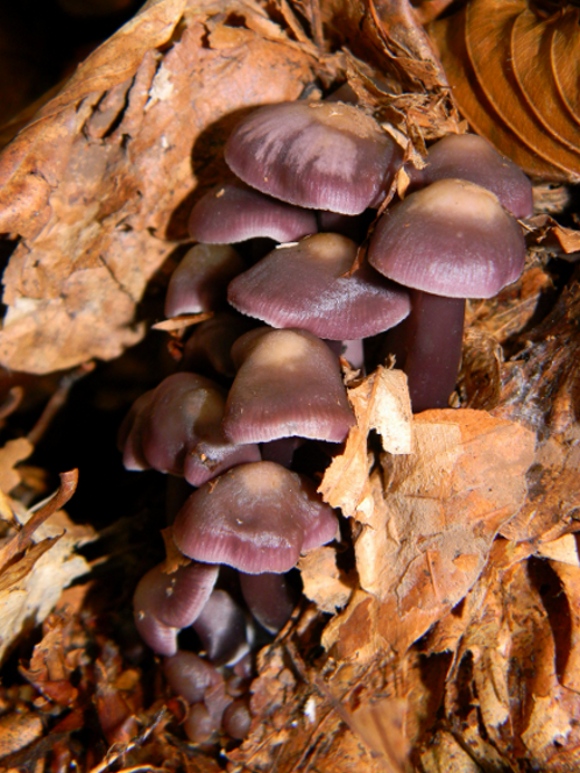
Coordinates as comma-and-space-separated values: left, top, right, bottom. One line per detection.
324, 409, 535, 658
298, 546, 353, 613
0, 437, 33, 493
318, 366, 412, 522
537, 535, 580, 567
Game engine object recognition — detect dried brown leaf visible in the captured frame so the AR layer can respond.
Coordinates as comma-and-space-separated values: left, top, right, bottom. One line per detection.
0, 711, 44, 760
548, 560, 580, 694
319, 366, 412, 522
298, 546, 354, 613
465, 0, 580, 174
0, 436, 33, 494
229, 627, 403, 773
511, 9, 580, 153
0, 472, 93, 664
429, 5, 575, 181
366, 0, 449, 91
551, 6, 580, 124
322, 409, 535, 658
527, 213, 580, 258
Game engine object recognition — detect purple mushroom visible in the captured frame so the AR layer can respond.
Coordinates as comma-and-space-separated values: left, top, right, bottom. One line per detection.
224, 100, 402, 214
119, 372, 260, 486
133, 561, 219, 656
368, 178, 526, 411
406, 133, 534, 219
164, 243, 245, 318
223, 327, 355, 444
227, 232, 410, 340
188, 182, 318, 244
172, 461, 339, 574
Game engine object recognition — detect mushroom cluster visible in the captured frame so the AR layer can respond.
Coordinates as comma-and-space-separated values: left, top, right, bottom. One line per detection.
121, 96, 532, 742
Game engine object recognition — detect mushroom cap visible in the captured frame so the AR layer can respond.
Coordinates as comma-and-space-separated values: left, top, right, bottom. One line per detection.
368, 179, 527, 298
163, 650, 222, 704
222, 327, 355, 444
239, 571, 298, 633
122, 372, 260, 485
172, 461, 339, 574
407, 133, 534, 219
164, 243, 245, 317
227, 233, 410, 340
224, 101, 402, 215
192, 589, 249, 665
133, 561, 219, 656
118, 390, 155, 471
180, 312, 257, 380
188, 183, 318, 244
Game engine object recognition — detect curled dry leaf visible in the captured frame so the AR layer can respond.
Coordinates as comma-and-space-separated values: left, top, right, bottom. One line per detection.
0, 0, 318, 373
429, 0, 580, 181
0, 470, 94, 664
318, 366, 412, 522
496, 277, 580, 543
298, 545, 354, 613
321, 409, 535, 659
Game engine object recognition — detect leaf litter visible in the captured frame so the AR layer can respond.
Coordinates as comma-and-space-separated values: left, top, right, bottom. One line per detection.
0, 0, 578, 771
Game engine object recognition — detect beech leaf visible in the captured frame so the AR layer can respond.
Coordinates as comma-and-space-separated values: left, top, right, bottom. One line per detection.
322, 409, 535, 658
318, 366, 412, 523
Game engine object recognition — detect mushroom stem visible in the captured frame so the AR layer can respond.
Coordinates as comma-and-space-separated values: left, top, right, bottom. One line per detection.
394, 291, 465, 412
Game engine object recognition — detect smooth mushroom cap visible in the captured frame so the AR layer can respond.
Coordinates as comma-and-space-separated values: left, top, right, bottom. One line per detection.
227, 233, 411, 340
165, 243, 245, 318
192, 589, 249, 665
163, 650, 222, 704
180, 312, 257, 380
368, 179, 526, 298
118, 390, 155, 471
222, 699, 252, 739
406, 133, 534, 219
135, 372, 260, 485
223, 327, 355, 444
133, 561, 219, 656
224, 101, 402, 215
172, 461, 339, 574
239, 571, 298, 633
188, 183, 318, 244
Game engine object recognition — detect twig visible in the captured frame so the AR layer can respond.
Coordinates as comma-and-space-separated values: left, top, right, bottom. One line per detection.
27, 363, 95, 446
0, 469, 78, 571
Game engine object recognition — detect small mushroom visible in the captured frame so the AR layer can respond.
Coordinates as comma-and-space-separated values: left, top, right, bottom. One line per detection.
163, 649, 222, 704
133, 561, 219, 656
406, 133, 534, 219
239, 571, 299, 633
188, 182, 318, 244
227, 232, 410, 340
368, 178, 526, 411
164, 243, 245, 318
192, 589, 249, 665
180, 312, 257, 380
222, 327, 355, 444
224, 101, 402, 214
172, 461, 339, 574
120, 372, 261, 486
